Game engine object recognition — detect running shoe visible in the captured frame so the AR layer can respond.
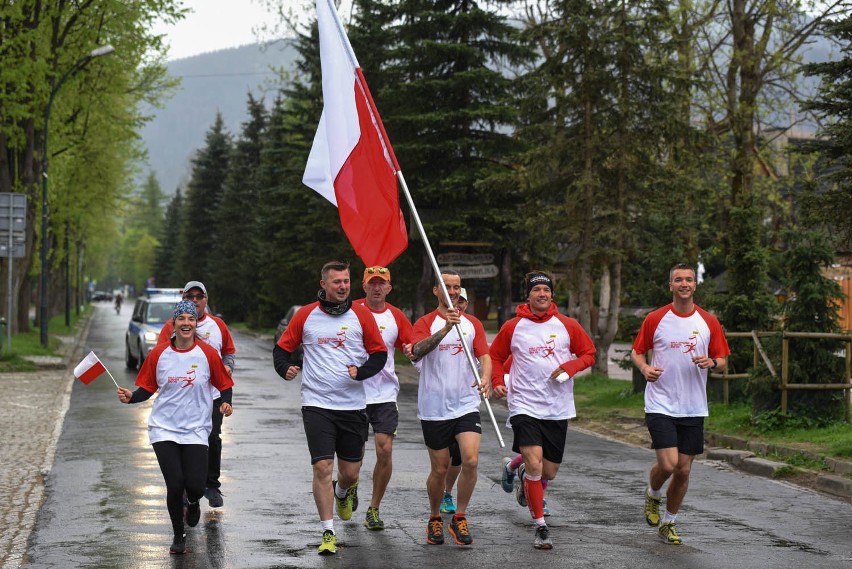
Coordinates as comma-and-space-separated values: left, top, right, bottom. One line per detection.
543, 499, 550, 516
501, 457, 515, 493
426, 516, 444, 545
439, 492, 456, 514
658, 522, 682, 545
186, 500, 201, 527
332, 480, 359, 521
169, 533, 186, 555
516, 464, 527, 507
533, 524, 553, 550
447, 516, 473, 545
364, 506, 384, 531
205, 487, 224, 508
318, 530, 337, 555
644, 487, 662, 527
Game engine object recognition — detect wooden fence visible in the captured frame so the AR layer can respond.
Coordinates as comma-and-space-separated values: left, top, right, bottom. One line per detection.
712, 331, 852, 422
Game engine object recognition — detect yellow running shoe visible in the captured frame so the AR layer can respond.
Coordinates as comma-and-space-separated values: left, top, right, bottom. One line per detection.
333, 480, 359, 521
318, 530, 337, 555
644, 487, 661, 526
658, 522, 682, 545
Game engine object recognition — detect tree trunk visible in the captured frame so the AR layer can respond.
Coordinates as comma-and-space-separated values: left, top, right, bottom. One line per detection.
414, 251, 432, 321
498, 247, 512, 327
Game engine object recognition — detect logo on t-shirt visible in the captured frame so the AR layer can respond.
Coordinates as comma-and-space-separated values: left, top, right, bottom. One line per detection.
181, 368, 196, 388
439, 335, 464, 355
528, 337, 557, 359
670, 334, 698, 353
319, 328, 348, 349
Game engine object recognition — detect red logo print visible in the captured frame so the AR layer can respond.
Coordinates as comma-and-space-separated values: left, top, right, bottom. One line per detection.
181, 369, 196, 388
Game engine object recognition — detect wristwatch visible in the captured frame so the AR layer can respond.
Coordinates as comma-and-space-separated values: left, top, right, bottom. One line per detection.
710, 357, 718, 369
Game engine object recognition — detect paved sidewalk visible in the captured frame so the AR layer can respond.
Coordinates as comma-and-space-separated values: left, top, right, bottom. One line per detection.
0, 318, 90, 569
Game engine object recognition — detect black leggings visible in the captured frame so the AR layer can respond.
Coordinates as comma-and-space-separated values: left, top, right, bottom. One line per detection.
152, 441, 208, 534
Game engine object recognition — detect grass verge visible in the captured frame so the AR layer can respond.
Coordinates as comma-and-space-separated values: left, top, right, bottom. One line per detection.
573, 373, 852, 466
0, 306, 90, 372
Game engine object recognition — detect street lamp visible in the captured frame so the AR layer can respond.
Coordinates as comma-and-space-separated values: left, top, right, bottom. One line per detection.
40, 44, 115, 346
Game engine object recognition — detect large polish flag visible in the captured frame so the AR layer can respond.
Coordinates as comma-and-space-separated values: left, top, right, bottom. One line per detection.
73, 351, 106, 385
303, 0, 408, 267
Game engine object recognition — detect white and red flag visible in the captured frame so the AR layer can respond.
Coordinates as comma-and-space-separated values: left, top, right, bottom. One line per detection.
303, 0, 408, 267
73, 351, 108, 385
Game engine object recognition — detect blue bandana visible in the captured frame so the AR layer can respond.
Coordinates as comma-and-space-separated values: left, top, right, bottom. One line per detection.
173, 300, 198, 321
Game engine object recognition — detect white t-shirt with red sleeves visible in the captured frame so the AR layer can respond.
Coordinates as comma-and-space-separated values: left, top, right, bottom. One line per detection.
411, 310, 489, 421
355, 300, 413, 404
632, 303, 730, 417
135, 340, 234, 446
159, 314, 236, 399
277, 302, 387, 410
489, 312, 596, 421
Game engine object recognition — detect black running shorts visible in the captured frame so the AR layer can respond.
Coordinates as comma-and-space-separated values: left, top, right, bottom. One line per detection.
420, 411, 481, 451
366, 401, 399, 436
509, 414, 568, 463
645, 413, 705, 455
302, 406, 368, 464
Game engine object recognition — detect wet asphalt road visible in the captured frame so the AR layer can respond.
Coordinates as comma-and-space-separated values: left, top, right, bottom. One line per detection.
21, 305, 852, 568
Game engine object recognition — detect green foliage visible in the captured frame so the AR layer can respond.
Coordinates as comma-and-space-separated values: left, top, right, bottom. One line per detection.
749, 228, 846, 421
800, 15, 852, 249
207, 95, 267, 321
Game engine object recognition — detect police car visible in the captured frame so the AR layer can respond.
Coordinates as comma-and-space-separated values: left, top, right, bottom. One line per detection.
125, 290, 182, 369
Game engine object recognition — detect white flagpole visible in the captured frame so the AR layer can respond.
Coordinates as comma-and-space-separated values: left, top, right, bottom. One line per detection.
322, 0, 504, 447
397, 171, 505, 448
94, 353, 120, 389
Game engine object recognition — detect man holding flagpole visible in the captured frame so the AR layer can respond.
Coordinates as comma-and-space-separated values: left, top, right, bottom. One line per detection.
411, 269, 491, 546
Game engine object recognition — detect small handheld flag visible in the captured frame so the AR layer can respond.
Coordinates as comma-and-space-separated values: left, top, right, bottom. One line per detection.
74, 351, 119, 388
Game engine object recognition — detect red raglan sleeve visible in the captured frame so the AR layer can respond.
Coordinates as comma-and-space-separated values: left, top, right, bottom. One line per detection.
391, 306, 414, 349
204, 343, 235, 392
276, 304, 312, 352
354, 304, 388, 355
215, 317, 236, 356
557, 315, 596, 377
135, 344, 164, 392
489, 322, 514, 389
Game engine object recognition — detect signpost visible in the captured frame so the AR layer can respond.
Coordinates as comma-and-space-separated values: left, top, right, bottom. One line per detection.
0, 193, 27, 352
437, 252, 498, 280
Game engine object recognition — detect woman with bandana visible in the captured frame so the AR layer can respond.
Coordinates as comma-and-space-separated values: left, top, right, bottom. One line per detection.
117, 300, 234, 555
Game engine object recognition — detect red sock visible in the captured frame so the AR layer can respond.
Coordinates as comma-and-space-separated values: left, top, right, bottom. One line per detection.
453, 512, 465, 521
524, 475, 545, 519
509, 455, 524, 470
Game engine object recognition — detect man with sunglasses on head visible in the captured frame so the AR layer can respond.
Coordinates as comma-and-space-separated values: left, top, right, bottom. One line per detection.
354, 265, 414, 531
158, 281, 236, 509
490, 271, 596, 550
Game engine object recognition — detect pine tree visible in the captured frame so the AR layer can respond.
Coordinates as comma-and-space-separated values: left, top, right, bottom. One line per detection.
207, 95, 268, 320
365, 0, 531, 316
179, 113, 233, 283
153, 188, 185, 288
800, 15, 852, 249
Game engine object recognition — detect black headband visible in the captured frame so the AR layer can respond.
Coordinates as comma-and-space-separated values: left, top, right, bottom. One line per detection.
526, 273, 553, 296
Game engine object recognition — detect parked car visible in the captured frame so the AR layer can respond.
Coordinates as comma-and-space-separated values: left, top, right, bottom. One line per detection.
274, 305, 303, 365
125, 293, 181, 369
92, 290, 113, 301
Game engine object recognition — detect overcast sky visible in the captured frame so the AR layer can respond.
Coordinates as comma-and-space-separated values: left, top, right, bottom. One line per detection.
151, 0, 276, 61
